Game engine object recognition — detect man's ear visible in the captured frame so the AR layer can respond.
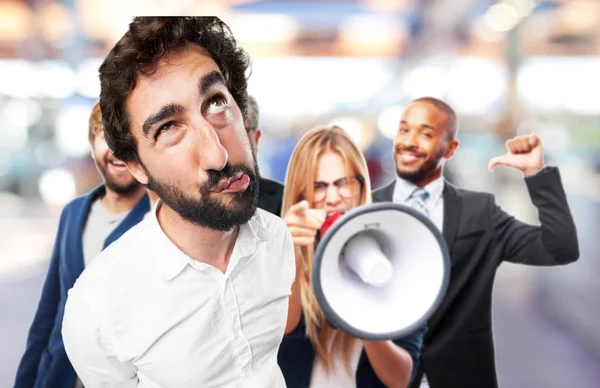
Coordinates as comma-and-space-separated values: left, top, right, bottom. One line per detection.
125, 159, 149, 185
444, 139, 459, 160
254, 129, 262, 154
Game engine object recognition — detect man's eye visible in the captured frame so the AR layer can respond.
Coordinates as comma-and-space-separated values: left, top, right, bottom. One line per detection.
155, 122, 174, 139
206, 96, 228, 115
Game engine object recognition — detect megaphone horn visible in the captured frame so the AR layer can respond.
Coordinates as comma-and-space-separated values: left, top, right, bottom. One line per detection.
313, 202, 450, 340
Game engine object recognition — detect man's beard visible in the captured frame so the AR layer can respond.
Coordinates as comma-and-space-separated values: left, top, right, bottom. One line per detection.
395, 145, 445, 183
97, 158, 142, 195
146, 161, 260, 231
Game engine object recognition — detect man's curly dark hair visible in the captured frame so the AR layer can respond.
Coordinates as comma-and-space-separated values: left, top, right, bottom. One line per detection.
99, 17, 251, 162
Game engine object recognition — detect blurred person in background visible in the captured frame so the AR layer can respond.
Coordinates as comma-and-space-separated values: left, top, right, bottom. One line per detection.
373, 97, 579, 388
278, 125, 426, 388
245, 95, 284, 216
14, 101, 150, 388
61, 17, 295, 388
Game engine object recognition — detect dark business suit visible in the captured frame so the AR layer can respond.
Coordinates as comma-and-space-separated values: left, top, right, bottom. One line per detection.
15, 186, 150, 388
257, 177, 284, 216
372, 166, 579, 388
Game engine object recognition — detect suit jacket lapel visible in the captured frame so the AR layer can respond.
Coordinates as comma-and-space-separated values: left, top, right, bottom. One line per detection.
64, 186, 104, 288
373, 180, 395, 202
442, 182, 462, 256
375, 179, 462, 255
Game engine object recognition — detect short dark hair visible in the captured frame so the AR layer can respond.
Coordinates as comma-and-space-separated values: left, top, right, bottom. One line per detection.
99, 17, 251, 162
412, 96, 458, 140
245, 95, 259, 132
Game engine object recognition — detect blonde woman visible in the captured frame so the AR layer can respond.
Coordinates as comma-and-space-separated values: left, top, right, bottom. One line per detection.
279, 126, 426, 388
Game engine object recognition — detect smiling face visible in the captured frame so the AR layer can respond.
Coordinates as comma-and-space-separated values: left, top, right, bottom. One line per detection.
124, 44, 258, 231
91, 130, 141, 195
393, 101, 459, 187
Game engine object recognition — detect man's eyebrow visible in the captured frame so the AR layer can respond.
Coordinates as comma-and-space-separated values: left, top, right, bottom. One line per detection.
399, 120, 435, 131
199, 70, 227, 96
142, 104, 185, 138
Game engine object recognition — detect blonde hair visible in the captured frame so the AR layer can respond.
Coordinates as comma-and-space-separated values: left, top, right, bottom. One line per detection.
88, 101, 104, 144
281, 125, 372, 373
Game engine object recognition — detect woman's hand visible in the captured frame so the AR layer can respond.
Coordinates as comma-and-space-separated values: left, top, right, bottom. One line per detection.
284, 200, 326, 246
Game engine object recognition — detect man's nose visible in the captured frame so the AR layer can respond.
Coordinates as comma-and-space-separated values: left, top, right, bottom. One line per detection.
403, 132, 419, 148
190, 118, 228, 172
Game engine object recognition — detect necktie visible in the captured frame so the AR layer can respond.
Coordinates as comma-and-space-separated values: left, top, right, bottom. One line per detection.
407, 187, 430, 217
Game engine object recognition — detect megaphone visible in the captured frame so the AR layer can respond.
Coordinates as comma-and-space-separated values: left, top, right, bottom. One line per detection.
312, 202, 450, 340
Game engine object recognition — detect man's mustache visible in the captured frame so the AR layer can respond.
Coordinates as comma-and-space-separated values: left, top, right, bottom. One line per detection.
206, 163, 255, 188
395, 145, 427, 158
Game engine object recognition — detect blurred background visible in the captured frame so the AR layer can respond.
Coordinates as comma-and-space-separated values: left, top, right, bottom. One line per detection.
0, 0, 599, 386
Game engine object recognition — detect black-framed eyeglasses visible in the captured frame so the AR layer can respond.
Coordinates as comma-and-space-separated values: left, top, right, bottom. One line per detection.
313, 176, 364, 202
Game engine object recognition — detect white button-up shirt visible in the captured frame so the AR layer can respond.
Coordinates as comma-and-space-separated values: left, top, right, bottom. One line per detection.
392, 175, 445, 232
62, 202, 296, 388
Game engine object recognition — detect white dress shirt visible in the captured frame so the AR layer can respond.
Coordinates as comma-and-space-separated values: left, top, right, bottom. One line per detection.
392, 175, 445, 232
62, 201, 296, 388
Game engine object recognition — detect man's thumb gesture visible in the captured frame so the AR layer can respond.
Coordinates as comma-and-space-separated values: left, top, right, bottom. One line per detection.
488, 134, 544, 177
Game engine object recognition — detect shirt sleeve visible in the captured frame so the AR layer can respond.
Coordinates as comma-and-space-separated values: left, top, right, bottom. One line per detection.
62, 287, 138, 388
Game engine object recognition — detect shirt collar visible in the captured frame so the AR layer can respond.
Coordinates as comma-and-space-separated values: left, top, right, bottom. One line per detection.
150, 200, 270, 282
393, 174, 445, 204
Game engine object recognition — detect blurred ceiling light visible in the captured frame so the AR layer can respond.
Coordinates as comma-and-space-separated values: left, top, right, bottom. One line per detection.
472, 18, 504, 42
230, 14, 299, 43
37, 61, 76, 99
502, 0, 536, 18
0, 60, 38, 98
446, 58, 506, 115
0, 1, 32, 40
0, 99, 41, 151
37, 1, 73, 41
339, 14, 407, 47
517, 57, 600, 114
360, 0, 413, 13
76, 58, 103, 98
560, 59, 600, 115
377, 105, 404, 140
485, 3, 520, 32
329, 117, 375, 151
248, 57, 392, 118
55, 103, 93, 157
517, 59, 562, 110
38, 168, 77, 207
402, 64, 447, 100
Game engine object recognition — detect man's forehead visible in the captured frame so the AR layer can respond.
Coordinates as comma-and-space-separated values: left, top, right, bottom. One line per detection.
403, 102, 448, 126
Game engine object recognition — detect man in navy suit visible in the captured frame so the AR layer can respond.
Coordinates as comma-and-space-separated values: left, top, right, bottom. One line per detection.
245, 95, 285, 216
14, 102, 151, 388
